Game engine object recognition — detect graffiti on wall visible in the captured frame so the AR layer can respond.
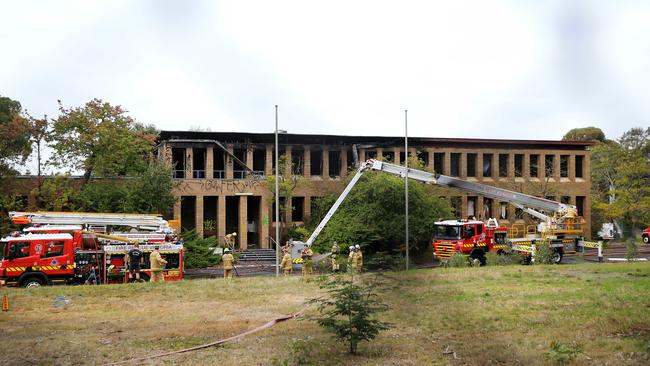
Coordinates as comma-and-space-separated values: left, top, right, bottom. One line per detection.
177, 179, 264, 194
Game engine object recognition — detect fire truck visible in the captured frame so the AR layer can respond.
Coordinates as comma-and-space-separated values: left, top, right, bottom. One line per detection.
291, 159, 602, 264
0, 212, 184, 287
642, 227, 650, 244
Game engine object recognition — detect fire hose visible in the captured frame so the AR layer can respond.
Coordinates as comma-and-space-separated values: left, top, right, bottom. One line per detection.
102, 305, 309, 365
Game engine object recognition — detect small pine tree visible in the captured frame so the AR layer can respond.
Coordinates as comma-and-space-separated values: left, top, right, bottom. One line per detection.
308, 276, 391, 354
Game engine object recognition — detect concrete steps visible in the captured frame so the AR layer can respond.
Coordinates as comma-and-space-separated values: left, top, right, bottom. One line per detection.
236, 248, 277, 262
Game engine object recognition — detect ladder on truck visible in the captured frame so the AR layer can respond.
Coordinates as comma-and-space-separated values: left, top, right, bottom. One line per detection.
9, 211, 174, 232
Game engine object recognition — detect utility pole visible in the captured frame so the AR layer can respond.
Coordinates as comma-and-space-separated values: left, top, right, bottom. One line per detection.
275, 105, 280, 277
405, 109, 409, 270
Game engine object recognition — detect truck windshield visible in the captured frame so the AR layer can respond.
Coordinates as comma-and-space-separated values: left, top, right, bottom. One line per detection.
0, 241, 6, 261
434, 225, 461, 240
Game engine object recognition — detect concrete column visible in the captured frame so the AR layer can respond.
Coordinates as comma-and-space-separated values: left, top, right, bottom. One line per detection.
239, 196, 248, 250
185, 147, 193, 179
376, 148, 384, 160
569, 155, 576, 180
305, 196, 312, 222
523, 153, 531, 179
460, 152, 467, 178
206, 147, 214, 179
461, 195, 468, 219
477, 196, 485, 220
196, 195, 204, 238
304, 146, 311, 178
260, 197, 270, 249
508, 153, 515, 178
554, 154, 561, 179
173, 198, 181, 223
322, 146, 330, 180
393, 148, 401, 165
443, 151, 451, 176
246, 146, 254, 170
265, 144, 273, 176
218, 196, 226, 239
584, 153, 591, 182
284, 146, 292, 177
341, 148, 348, 178
359, 148, 366, 163
226, 145, 234, 180
477, 153, 484, 181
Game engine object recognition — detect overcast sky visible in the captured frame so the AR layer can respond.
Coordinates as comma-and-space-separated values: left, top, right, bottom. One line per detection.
2, 0, 650, 143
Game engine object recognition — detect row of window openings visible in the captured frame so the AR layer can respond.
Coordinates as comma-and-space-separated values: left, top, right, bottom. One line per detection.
450, 196, 586, 220
171, 148, 349, 179
440, 153, 584, 179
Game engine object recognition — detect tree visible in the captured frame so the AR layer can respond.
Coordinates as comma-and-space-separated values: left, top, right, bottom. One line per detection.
562, 127, 606, 142
265, 153, 309, 239
590, 127, 650, 236
309, 168, 452, 255
49, 99, 158, 182
28, 114, 50, 176
308, 276, 391, 355
0, 96, 31, 177
122, 160, 177, 214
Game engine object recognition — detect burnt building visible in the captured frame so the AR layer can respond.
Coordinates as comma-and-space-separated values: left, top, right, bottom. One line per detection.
158, 131, 592, 249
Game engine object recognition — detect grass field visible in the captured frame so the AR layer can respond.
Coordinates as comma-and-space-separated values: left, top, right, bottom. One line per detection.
1, 263, 650, 365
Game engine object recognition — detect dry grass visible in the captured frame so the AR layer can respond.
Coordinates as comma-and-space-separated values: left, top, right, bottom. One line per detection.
1, 263, 649, 365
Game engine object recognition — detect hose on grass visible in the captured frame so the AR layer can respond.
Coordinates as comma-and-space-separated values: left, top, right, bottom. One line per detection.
102, 305, 309, 365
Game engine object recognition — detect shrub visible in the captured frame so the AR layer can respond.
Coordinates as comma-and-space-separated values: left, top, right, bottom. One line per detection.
287, 226, 310, 241
308, 276, 391, 354
366, 251, 405, 271
181, 230, 223, 269
543, 341, 583, 365
445, 252, 469, 268
625, 238, 639, 261
534, 241, 555, 264
486, 248, 525, 266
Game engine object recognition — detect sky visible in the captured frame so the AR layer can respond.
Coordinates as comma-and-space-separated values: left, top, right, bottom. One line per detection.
2, 0, 650, 144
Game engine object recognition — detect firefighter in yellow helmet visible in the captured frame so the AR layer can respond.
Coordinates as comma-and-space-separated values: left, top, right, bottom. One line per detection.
301, 245, 314, 276
354, 244, 363, 273
330, 241, 340, 272
222, 248, 235, 279
348, 245, 356, 272
149, 246, 167, 282
280, 247, 293, 276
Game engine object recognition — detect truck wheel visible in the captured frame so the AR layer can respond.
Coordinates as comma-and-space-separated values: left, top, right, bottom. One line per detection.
552, 249, 563, 264
470, 250, 486, 266
643, 235, 649, 244
22, 276, 45, 288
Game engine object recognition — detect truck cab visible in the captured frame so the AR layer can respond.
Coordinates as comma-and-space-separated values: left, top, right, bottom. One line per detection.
0, 233, 77, 287
642, 227, 650, 244
432, 219, 508, 265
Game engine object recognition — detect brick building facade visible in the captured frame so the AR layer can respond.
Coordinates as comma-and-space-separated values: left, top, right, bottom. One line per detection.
158, 131, 592, 249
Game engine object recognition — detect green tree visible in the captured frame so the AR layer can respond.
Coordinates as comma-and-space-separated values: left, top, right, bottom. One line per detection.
309, 169, 452, 255
308, 276, 391, 354
0, 96, 31, 177
27, 114, 50, 176
562, 127, 607, 142
590, 127, 650, 236
122, 160, 177, 214
49, 99, 158, 182
265, 153, 309, 239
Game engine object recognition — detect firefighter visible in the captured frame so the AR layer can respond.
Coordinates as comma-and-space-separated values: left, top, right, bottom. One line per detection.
301, 246, 313, 276
280, 248, 293, 276
127, 243, 144, 282
331, 241, 340, 272
222, 248, 235, 279
354, 244, 363, 273
348, 245, 356, 272
149, 246, 167, 282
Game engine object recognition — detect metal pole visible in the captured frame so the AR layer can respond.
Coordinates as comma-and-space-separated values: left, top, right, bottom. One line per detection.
275, 105, 280, 277
405, 109, 409, 270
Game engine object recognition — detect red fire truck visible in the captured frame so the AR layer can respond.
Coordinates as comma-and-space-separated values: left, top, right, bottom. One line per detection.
0, 212, 184, 287
642, 227, 650, 244
432, 218, 508, 265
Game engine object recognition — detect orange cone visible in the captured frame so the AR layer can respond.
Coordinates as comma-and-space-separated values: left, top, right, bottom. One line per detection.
2, 293, 8, 311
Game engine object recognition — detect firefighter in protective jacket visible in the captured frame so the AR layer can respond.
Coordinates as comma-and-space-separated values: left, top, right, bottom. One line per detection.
280, 248, 293, 276
222, 248, 235, 279
354, 244, 363, 273
330, 241, 340, 272
301, 246, 313, 276
149, 247, 167, 282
